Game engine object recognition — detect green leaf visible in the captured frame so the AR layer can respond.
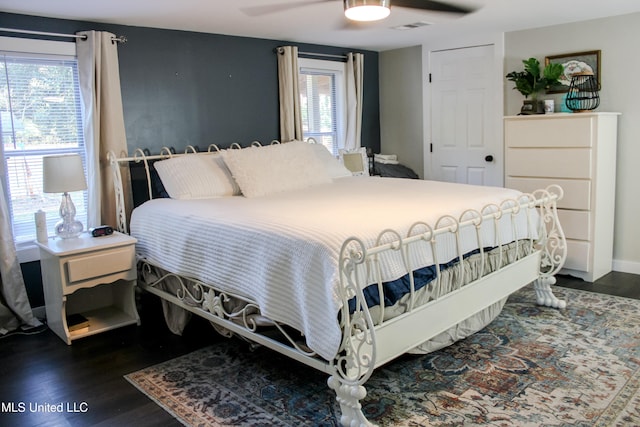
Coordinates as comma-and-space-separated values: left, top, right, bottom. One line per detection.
506, 57, 563, 98
523, 58, 541, 78
543, 63, 564, 81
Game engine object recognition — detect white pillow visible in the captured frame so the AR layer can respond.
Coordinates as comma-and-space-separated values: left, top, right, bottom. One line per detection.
222, 141, 332, 198
307, 142, 353, 179
154, 154, 240, 199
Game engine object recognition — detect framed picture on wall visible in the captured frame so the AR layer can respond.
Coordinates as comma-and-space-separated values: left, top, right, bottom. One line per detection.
545, 50, 601, 93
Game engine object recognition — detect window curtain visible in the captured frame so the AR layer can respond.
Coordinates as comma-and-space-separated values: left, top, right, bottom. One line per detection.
345, 52, 364, 150
276, 46, 303, 142
0, 158, 41, 335
76, 31, 131, 230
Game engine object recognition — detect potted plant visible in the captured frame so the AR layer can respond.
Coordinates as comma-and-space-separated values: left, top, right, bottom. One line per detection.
506, 57, 564, 114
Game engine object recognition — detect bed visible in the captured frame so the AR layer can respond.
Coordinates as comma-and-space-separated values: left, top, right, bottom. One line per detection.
108, 140, 567, 426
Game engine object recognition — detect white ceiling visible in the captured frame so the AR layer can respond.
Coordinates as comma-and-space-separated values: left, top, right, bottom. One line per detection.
2, 0, 640, 51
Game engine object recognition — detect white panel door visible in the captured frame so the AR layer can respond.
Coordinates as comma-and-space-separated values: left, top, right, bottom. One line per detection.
430, 45, 500, 186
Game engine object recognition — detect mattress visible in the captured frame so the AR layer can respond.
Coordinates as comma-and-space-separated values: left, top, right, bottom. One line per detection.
131, 176, 538, 360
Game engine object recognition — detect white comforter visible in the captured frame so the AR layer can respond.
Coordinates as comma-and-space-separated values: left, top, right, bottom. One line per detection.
131, 177, 535, 360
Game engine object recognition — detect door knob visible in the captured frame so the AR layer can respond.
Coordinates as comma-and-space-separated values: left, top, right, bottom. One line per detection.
485, 155, 494, 162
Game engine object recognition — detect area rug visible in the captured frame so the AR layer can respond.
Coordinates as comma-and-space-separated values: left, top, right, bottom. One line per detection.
125, 285, 640, 426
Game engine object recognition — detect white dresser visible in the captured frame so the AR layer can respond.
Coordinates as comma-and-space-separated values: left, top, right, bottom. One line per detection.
504, 112, 619, 282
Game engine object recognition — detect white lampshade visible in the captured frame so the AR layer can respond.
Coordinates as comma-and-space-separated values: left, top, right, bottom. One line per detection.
43, 154, 87, 193
344, 0, 391, 21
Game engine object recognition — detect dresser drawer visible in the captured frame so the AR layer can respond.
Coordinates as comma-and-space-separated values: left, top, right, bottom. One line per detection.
564, 239, 591, 272
505, 116, 594, 148
557, 209, 591, 241
506, 148, 592, 179
505, 177, 591, 210
65, 245, 136, 284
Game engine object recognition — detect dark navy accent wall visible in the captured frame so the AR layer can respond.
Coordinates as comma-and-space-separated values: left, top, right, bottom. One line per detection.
0, 13, 380, 153
0, 12, 380, 306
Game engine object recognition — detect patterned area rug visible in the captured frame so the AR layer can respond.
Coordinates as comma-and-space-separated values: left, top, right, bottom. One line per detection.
125, 286, 640, 426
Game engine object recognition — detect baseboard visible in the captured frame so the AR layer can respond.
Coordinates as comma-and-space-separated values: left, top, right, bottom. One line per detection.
613, 259, 640, 276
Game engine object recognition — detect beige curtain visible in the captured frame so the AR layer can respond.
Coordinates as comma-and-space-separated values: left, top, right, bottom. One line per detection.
345, 52, 364, 150
76, 31, 131, 229
0, 159, 41, 335
277, 46, 303, 142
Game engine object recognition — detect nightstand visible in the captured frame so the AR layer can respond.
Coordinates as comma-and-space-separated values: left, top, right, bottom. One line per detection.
37, 231, 140, 344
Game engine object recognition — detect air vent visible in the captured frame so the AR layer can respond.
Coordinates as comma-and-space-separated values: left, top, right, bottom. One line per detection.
391, 21, 432, 30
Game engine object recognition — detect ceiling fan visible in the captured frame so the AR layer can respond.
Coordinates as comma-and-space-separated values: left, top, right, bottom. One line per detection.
241, 0, 476, 23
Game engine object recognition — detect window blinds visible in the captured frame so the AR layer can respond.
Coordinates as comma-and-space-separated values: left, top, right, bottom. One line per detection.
0, 53, 88, 244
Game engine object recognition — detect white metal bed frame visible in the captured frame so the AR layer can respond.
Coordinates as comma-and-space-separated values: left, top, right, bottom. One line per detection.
108, 143, 567, 427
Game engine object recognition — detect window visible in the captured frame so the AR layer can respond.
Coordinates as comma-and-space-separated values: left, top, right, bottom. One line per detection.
298, 58, 346, 156
0, 37, 87, 259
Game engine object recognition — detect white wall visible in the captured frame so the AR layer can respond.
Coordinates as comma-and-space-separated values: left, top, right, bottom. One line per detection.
505, 12, 640, 274
379, 45, 424, 177
379, 13, 640, 274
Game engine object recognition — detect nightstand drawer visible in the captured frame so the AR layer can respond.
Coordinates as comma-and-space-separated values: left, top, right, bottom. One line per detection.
66, 245, 136, 284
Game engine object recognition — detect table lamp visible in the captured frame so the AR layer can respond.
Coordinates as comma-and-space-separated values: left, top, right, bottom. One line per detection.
43, 154, 87, 239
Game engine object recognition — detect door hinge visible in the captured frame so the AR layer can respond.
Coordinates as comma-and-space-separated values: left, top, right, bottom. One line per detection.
428, 73, 432, 83
430, 143, 433, 153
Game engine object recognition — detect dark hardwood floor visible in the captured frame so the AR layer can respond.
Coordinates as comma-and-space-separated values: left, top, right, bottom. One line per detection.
1, 272, 639, 427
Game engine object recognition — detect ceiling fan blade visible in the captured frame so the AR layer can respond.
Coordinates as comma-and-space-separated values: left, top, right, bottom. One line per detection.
391, 0, 476, 14
240, 0, 334, 17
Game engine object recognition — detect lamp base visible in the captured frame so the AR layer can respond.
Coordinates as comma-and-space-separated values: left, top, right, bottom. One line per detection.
55, 219, 84, 239
54, 192, 84, 239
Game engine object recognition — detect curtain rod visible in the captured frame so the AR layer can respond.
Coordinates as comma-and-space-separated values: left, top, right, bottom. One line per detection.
276, 47, 348, 60
298, 51, 348, 60
0, 27, 127, 43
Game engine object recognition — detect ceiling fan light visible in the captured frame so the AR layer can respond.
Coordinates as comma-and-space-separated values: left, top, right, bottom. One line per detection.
344, 0, 391, 22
